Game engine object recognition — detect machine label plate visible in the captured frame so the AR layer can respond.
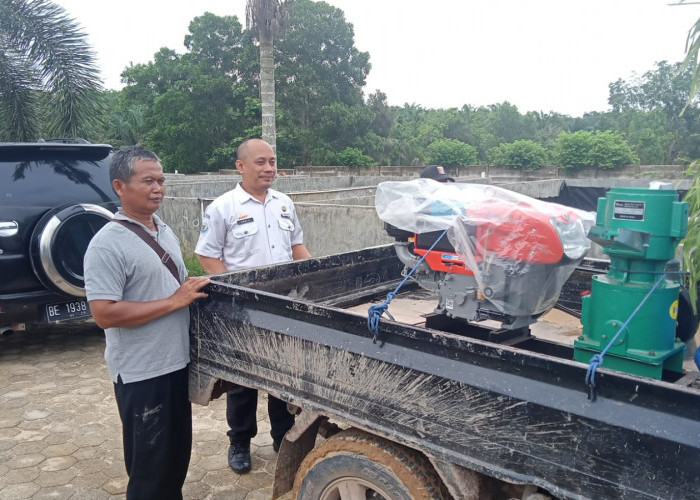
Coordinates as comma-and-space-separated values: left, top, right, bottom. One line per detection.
613, 200, 645, 221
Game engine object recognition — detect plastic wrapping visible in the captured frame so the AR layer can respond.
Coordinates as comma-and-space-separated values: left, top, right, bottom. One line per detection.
376, 179, 595, 317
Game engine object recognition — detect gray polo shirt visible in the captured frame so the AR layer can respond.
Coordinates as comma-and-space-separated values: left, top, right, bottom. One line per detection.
84, 212, 189, 384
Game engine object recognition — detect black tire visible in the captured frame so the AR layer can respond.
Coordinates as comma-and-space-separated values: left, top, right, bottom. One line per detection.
293, 428, 450, 500
29, 203, 113, 296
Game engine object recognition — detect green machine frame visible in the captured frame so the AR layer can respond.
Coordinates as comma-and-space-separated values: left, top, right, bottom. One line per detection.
574, 187, 688, 379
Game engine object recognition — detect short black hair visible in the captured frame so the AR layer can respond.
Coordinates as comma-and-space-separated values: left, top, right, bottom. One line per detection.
110, 146, 160, 185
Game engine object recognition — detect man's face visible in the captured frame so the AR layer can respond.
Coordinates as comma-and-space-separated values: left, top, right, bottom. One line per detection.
113, 159, 165, 216
236, 140, 276, 193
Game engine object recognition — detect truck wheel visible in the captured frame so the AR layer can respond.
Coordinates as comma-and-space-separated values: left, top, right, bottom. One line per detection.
293, 428, 449, 500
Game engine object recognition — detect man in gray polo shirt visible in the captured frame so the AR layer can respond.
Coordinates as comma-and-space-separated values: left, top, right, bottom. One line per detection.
84, 146, 209, 500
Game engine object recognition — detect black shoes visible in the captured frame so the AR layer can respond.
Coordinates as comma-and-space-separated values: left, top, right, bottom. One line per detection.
272, 437, 282, 453
228, 441, 251, 474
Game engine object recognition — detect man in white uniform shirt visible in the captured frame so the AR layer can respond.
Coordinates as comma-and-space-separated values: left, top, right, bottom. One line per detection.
195, 138, 311, 474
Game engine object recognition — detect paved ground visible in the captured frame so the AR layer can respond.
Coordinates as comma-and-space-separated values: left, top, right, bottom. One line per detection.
0, 322, 280, 500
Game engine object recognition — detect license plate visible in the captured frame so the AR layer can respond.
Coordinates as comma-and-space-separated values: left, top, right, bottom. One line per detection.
45, 299, 91, 323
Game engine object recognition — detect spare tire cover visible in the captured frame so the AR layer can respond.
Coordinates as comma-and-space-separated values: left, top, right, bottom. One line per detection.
30, 203, 114, 296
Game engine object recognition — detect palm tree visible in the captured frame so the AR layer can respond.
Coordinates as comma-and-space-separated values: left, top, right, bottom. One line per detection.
246, 0, 290, 153
0, 0, 104, 142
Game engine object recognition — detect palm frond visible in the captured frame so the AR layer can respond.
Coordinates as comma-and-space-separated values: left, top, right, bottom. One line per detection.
0, 0, 105, 139
0, 37, 40, 140
679, 16, 700, 114
246, 0, 291, 42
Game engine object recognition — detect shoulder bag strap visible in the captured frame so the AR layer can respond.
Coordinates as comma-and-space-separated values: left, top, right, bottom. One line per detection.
112, 219, 181, 284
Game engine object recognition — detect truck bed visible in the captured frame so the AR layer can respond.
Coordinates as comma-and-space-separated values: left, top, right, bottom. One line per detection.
189, 244, 700, 500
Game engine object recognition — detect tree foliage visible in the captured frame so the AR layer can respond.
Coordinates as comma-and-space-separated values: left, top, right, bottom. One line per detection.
335, 147, 377, 167
0, 0, 105, 141
425, 138, 478, 167
608, 61, 700, 163
489, 139, 548, 170
119, 14, 258, 172
274, 0, 370, 165
554, 130, 637, 169
99, 3, 699, 172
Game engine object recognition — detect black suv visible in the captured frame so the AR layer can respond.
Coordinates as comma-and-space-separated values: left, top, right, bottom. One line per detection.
0, 139, 119, 329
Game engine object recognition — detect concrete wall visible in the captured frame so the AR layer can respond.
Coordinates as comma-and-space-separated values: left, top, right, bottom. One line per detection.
158, 175, 692, 263
190, 163, 688, 182
165, 166, 691, 200
296, 203, 392, 256
157, 197, 390, 259
158, 198, 205, 259
164, 175, 406, 199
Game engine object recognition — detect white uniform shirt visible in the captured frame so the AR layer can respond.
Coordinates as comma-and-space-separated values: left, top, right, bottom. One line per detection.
195, 183, 304, 271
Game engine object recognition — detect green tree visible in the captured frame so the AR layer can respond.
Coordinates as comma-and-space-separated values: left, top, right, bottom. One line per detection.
362, 90, 395, 165
335, 146, 376, 167
367, 90, 394, 138
0, 0, 105, 141
588, 130, 638, 169
527, 111, 573, 146
554, 130, 637, 169
425, 138, 478, 167
608, 61, 699, 163
246, 0, 290, 152
275, 0, 371, 164
105, 94, 147, 148
489, 140, 548, 170
468, 102, 536, 161
119, 14, 258, 172
619, 109, 675, 165
390, 104, 432, 165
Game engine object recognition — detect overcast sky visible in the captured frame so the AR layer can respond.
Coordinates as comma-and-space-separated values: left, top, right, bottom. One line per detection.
53, 0, 700, 117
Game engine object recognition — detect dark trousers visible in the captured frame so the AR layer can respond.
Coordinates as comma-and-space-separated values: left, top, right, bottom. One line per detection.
226, 386, 295, 444
114, 367, 192, 500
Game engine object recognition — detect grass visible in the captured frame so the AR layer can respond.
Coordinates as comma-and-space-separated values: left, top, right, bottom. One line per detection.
184, 254, 206, 277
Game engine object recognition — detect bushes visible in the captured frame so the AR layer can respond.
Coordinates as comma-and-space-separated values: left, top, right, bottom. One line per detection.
554, 130, 638, 169
425, 138, 478, 167
335, 147, 377, 167
489, 140, 547, 170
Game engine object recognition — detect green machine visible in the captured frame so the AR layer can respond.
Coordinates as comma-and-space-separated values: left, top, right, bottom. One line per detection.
574, 187, 688, 379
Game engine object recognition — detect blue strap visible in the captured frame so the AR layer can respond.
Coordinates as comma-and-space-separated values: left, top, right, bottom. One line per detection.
368, 228, 449, 344
585, 274, 666, 400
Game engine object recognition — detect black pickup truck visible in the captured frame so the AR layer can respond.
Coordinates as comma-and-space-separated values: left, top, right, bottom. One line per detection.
189, 244, 700, 500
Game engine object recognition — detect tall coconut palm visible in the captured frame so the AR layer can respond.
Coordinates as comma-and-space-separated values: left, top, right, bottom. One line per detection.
246, 0, 290, 153
0, 0, 104, 142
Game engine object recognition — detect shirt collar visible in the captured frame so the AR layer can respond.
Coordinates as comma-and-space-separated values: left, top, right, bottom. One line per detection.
233, 182, 278, 204
114, 210, 166, 231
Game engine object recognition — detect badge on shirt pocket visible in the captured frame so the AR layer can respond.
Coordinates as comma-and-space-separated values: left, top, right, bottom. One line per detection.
278, 218, 294, 231
232, 220, 259, 238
